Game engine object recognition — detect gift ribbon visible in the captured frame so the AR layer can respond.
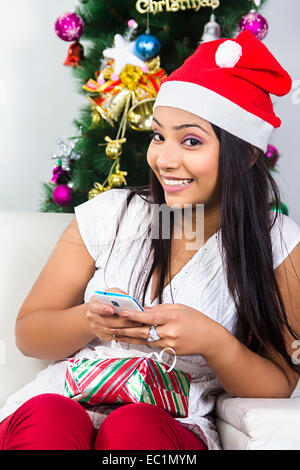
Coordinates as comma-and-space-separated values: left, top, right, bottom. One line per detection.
145, 348, 177, 373
71, 346, 177, 373
111, 340, 177, 373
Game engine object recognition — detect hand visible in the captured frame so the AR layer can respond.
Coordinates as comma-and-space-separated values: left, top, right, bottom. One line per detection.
86, 288, 144, 341
106, 303, 221, 356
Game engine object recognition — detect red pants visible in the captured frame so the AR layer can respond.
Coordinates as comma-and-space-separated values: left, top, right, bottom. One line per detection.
0, 394, 207, 450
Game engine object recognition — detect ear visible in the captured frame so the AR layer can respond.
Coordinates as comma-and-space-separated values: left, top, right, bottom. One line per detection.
249, 147, 259, 168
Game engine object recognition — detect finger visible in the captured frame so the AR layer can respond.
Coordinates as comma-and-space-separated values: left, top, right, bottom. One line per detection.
86, 320, 114, 341
109, 318, 144, 328
106, 325, 152, 341
97, 332, 114, 341
114, 336, 147, 346
88, 302, 115, 316
115, 336, 165, 349
106, 319, 145, 329
87, 312, 143, 329
118, 310, 162, 325
90, 295, 117, 307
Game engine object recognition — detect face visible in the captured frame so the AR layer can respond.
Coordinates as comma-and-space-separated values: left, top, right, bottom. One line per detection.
147, 106, 221, 211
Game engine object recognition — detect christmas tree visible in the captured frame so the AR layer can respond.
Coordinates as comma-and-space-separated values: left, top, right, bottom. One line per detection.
40, 0, 284, 214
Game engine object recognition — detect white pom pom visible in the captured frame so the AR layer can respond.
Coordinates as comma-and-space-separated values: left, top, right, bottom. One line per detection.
215, 40, 242, 68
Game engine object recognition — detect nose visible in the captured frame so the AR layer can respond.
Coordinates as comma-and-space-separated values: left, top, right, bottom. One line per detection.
155, 139, 181, 171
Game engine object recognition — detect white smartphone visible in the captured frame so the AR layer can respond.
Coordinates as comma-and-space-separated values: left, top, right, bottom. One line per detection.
93, 290, 144, 314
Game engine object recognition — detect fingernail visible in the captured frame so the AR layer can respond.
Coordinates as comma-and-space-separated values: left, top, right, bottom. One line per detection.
119, 311, 129, 317
104, 307, 113, 313
106, 328, 116, 333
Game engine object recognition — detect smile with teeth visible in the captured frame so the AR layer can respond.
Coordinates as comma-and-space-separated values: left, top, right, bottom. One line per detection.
162, 177, 193, 186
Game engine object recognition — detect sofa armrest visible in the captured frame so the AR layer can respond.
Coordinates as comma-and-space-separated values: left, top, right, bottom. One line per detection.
0, 210, 73, 408
215, 381, 300, 450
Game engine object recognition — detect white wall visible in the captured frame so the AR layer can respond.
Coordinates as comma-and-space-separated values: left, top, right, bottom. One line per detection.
260, 0, 300, 224
0, 0, 299, 224
0, 0, 83, 212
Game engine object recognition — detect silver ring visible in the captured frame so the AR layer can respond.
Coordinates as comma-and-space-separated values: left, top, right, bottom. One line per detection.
147, 324, 160, 342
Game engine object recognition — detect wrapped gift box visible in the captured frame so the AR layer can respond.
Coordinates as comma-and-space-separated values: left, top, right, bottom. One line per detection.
64, 355, 191, 418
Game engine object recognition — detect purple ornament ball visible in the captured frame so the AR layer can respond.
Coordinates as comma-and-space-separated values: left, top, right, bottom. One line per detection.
53, 184, 73, 206
238, 10, 268, 41
55, 12, 84, 42
265, 144, 279, 167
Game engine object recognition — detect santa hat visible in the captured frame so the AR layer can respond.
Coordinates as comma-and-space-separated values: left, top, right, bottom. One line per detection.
153, 31, 292, 152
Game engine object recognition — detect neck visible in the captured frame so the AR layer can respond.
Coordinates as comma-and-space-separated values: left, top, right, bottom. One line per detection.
173, 202, 221, 249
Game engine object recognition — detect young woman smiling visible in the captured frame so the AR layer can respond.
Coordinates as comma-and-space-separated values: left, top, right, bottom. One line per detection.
0, 30, 299, 451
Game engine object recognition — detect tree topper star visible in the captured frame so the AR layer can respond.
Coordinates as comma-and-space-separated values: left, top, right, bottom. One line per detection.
103, 34, 148, 79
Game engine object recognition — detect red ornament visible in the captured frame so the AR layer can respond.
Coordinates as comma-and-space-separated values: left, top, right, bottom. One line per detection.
64, 41, 84, 67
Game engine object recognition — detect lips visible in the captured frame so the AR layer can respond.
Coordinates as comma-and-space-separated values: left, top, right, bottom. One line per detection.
162, 179, 194, 193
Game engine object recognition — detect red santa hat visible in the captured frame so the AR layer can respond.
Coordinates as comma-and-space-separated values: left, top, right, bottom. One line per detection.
153, 30, 292, 152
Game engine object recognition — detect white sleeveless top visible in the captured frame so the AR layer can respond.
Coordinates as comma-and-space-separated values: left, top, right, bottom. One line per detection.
0, 189, 299, 450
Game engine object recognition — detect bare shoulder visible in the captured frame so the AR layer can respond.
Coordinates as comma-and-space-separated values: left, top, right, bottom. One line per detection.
61, 216, 84, 242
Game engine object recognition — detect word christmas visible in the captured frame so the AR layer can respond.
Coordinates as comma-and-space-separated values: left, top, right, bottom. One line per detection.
136, 0, 220, 14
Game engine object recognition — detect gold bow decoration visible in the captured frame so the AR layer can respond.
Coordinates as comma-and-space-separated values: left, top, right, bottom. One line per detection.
83, 57, 166, 128
83, 56, 167, 199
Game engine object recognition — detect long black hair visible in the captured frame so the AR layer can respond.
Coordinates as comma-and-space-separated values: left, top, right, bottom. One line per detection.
102, 123, 300, 374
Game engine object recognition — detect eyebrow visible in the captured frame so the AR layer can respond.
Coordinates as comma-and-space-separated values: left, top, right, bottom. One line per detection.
152, 117, 210, 135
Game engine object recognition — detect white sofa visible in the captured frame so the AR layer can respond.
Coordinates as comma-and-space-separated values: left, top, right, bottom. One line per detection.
0, 210, 299, 450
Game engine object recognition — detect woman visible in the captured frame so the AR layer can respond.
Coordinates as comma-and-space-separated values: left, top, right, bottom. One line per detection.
0, 30, 299, 450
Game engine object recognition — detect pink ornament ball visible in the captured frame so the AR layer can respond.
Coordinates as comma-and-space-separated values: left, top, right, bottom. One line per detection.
238, 10, 268, 41
53, 184, 73, 206
265, 144, 279, 167
55, 12, 84, 42
128, 19, 138, 29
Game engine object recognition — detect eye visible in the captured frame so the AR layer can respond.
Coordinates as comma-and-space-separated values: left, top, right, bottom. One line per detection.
149, 132, 203, 147
149, 131, 163, 141
183, 137, 203, 147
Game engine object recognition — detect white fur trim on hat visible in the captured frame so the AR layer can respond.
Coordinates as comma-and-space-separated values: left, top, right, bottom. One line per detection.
215, 40, 242, 68
153, 80, 273, 152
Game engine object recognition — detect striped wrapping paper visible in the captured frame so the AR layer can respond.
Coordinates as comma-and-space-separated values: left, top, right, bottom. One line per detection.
64, 356, 191, 418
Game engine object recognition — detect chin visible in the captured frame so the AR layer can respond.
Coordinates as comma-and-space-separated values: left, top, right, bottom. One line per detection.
165, 195, 201, 208
165, 199, 185, 210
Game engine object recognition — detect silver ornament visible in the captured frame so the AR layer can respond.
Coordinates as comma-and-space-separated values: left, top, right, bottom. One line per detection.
200, 13, 221, 44
50, 137, 81, 172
